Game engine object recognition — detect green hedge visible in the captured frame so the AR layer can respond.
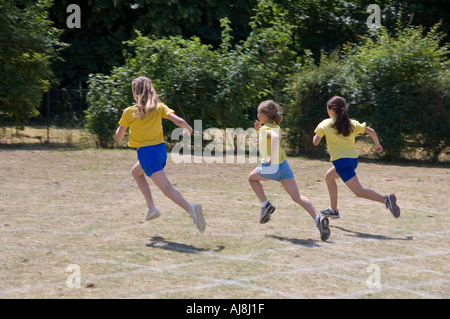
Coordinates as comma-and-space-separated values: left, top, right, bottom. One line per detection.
284, 24, 450, 161
86, 4, 295, 148
86, 12, 449, 162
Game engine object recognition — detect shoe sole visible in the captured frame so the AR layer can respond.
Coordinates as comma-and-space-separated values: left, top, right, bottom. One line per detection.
320, 217, 330, 241
388, 194, 401, 218
260, 206, 275, 224
191, 204, 206, 233
145, 210, 160, 221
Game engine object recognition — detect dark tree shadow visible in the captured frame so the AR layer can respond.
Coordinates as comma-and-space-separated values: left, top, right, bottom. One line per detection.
146, 236, 225, 254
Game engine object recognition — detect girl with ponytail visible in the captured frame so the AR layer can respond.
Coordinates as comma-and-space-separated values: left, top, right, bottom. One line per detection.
313, 96, 400, 219
116, 76, 206, 232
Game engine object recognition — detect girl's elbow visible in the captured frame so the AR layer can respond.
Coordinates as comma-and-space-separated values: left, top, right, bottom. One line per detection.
116, 126, 125, 139
312, 136, 321, 146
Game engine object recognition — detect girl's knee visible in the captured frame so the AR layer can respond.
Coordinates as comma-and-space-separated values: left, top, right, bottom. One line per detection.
132, 167, 144, 179
324, 172, 335, 183
248, 172, 259, 183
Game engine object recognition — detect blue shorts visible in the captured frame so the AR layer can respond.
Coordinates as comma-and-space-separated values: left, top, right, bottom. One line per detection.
332, 157, 358, 182
257, 160, 294, 181
137, 143, 167, 177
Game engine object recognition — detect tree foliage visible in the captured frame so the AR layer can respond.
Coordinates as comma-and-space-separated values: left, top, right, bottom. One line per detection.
0, 0, 65, 125
2, 0, 449, 161
85, 3, 295, 147
50, 0, 256, 88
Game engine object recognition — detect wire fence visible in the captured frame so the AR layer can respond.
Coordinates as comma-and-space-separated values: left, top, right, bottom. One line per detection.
0, 88, 91, 147
36, 88, 89, 128
31, 88, 90, 145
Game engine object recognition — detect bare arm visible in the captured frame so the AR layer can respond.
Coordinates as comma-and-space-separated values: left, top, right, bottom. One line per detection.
365, 126, 383, 153
312, 134, 322, 146
167, 113, 193, 135
116, 125, 127, 139
267, 130, 280, 165
254, 120, 262, 131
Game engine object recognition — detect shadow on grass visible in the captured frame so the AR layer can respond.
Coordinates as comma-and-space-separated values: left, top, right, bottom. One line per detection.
332, 225, 413, 241
266, 235, 322, 248
146, 236, 225, 254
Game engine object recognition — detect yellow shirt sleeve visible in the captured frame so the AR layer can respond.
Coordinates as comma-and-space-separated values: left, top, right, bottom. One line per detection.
160, 103, 174, 118
118, 107, 132, 128
353, 120, 367, 135
314, 123, 325, 137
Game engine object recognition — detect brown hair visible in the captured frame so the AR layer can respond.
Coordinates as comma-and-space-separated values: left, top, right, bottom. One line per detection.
132, 76, 161, 119
258, 100, 283, 125
327, 96, 353, 136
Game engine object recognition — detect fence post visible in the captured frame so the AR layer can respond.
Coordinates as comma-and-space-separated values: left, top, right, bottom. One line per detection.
46, 89, 50, 144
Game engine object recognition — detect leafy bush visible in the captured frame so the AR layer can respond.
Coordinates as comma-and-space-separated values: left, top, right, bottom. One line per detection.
85, 69, 133, 148
284, 23, 450, 161
284, 52, 349, 156
85, 4, 295, 148
343, 24, 450, 161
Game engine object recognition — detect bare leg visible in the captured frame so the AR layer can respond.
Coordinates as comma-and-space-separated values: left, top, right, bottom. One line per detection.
280, 177, 317, 220
131, 161, 154, 209
345, 175, 385, 203
248, 167, 269, 203
150, 170, 191, 214
325, 166, 339, 210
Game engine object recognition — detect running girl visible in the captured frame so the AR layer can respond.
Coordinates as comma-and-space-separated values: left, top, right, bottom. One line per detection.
313, 96, 400, 219
116, 76, 205, 232
248, 100, 330, 241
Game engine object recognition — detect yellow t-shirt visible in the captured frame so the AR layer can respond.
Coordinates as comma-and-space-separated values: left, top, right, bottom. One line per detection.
259, 123, 287, 164
118, 102, 174, 148
314, 118, 366, 161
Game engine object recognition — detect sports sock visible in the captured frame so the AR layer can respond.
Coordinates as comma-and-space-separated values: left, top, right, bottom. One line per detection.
262, 200, 269, 207
314, 215, 320, 224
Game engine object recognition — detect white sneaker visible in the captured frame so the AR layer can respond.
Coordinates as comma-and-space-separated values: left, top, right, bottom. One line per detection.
144, 206, 160, 221
189, 204, 206, 233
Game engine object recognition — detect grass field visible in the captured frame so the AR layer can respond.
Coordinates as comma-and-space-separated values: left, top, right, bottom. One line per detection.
0, 146, 449, 299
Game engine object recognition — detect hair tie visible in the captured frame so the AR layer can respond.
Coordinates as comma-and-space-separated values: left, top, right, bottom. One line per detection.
275, 113, 278, 117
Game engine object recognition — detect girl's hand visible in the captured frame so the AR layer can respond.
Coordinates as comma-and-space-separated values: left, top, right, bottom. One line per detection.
373, 144, 383, 153
183, 125, 193, 136
267, 157, 272, 165
254, 120, 262, 131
